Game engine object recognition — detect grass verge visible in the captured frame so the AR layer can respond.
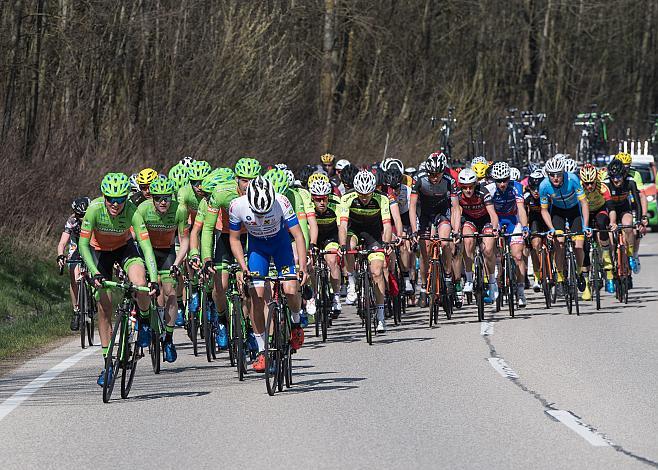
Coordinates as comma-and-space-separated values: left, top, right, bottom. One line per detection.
0, 242, 72, 360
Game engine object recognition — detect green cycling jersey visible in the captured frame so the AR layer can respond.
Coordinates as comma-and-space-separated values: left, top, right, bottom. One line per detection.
79, 197, 158, 280
201, 181, 240, 261
137, 199, 189, 250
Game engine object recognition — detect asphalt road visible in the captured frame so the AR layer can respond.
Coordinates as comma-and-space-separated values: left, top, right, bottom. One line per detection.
1, 234, 658, 469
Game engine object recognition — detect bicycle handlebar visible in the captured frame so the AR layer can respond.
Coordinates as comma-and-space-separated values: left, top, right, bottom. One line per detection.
101, 280, 151, 293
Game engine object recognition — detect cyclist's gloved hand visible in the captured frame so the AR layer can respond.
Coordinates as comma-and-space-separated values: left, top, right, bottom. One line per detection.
56, 254, 66, 268
189, 255, 201, 270
203, 260, 215, 275
92, 273, 105, 289
148, 281, 160, 297
301, 283, 313, 300
169, 264, 180, 278
583, 226, 593, 237
339, 245, 348, 256
522, 226, 530, 238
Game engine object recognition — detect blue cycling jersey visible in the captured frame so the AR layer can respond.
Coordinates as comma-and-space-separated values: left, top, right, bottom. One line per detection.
539, 172, 585, 210
487, 182, 524, 217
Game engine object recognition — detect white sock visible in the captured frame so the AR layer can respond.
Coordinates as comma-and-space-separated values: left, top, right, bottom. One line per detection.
465, 271, 473, 283
348, 273, 356, 286
291, 310, 301, 323
333, 293, 340, 303
377, 304, 385, 321
255, 332, 266, 352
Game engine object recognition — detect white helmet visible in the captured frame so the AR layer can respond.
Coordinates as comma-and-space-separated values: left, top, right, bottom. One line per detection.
247, 176, 275, 214
490, 161, 511, 180
509, 167, 521, 181
405, 167, 417, 175
353, 170, 376, 194
425, 152, 448, 173
129, 173, 139, 193
275, 163, 288, 171
382, 158, 404, 173
335, 159, 350, 171
284, 169, 295, 187
458, 168, 478, 185
308, 178, 332, 196
553, 153, 568, 161
471, 156, 487, 166
179, 156, 195, 168
563, 158, 578, 174
545, 157, 565, 174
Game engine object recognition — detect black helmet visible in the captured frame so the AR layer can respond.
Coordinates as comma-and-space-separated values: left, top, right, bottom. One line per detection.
386, 167, 403, 189
340, 164, 359, 187
71, 197, 91, 216
607, 159, 626, 178
528, 170, 544, 190
374, 166, 387, 188
297, 165, 317, 188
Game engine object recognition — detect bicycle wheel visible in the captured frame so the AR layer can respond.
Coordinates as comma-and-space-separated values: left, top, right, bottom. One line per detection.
121, 331, 138, 399
505, 255, 515, 318
314, 271, 321, 338
283, 308, 292, 389
78, 279, 87, 349
541, 250, 552, 309
474, 255, 484, 322
364, 278, 373, 345
321, 275, 329, 342
231, 297, 246, 381
264, 303, 281, 396
570, 255, 580, 316
565, 254, 574, 315
428, 262, 437, 327
102, 309, 125, 403
86, 287, 95, 347
202, 293, 214, 363
439, 266, 453, 320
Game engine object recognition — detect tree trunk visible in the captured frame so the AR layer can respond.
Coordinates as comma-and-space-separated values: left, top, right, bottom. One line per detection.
320, 0, 336, 152
2, 0, 24, 144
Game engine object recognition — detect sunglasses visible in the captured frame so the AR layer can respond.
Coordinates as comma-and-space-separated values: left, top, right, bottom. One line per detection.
461, 184, 476, 191
611, 175, 624, 181
583, 181, 596, 187
312, 195, 328, 202
190, 180, 203, 186
105, 195, 127, 204
428, 172, 443, 178
548, 173, 562, 178
153, 195, 172, 203
139, 184, 150, 191
494, 178, 509, 184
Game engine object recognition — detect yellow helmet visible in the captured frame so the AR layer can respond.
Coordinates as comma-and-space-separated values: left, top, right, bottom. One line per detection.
307, 173, 330, 186
320, 153, 335, 165
136, 168, 158, 185
615, 152, 632, 165
598, 168, 608, 182
472, 162, 489, 179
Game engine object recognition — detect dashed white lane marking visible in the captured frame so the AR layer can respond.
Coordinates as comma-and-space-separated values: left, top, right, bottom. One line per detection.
480, 322, 494, 335
0, 346, 98, 422
546, 409, 612, 447
487, 357, 520, 379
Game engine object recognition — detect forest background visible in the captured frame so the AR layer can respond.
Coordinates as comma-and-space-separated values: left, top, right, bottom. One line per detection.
1, 0, 657, 241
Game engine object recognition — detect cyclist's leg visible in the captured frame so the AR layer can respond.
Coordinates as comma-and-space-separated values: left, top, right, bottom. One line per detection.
436, 217, 454, 272
245, 245, 269, 353
462, 221, 476, 289
94, 250, 114, 352
510, 223, 527, 282
324, 241, 342, 295
621, 212, 635, 256
551, 210, 567, 281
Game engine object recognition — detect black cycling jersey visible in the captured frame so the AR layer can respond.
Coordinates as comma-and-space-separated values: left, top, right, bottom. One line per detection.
411, 173, 457, 216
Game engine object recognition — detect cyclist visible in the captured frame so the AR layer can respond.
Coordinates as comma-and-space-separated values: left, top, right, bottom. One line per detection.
340, 164, 359, 194
539, 157, 589, 297
320, 153, 340, 187
524, 170, 547, 292
579, 163, 613, 297
564, 158, 579, 175
605, 159, 646, 277
614, 152, 649, 273
409, 152, 460, 308
472, 161, 491, 185
385, 167, 415, 293
130, 167, 158, 206
137, 177, 189, 362
488, 161, 529, 307
339, 170, 392, 331
57, 197, 91, 330
455, 168, 499, 302
78, 173, 159, 385
167, 163, 190, 325
178, 160, 213, 226
229, 177, 308, 372
308, 175, 343, 317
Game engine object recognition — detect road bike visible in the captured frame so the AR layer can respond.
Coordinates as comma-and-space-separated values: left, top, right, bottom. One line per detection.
100, 280, 150, 403
588, 230, 609, 311
421, 233, 456, 326
227, 264, 251, 381
560, 227, 582, 316
461, 232, 495, 322
253, 274, 299, 396
496, 229, 523, 318
313, 249, 338, 342
431, 105, 456, 161
350, 246, 386, 344
532, 232, 556, 309
75, 263, 96, 349
611, 225, 636, 304
574, 104, 612, 164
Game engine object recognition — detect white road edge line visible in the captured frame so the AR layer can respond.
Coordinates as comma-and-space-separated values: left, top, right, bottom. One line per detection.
487, 357, 519, 379
480, 322, 493, 336
546, 409, 612, 447
0, 346, 98, 422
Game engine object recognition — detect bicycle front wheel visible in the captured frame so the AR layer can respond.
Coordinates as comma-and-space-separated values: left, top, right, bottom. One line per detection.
103, 311, 124, 403
474, 256, 484, 322
78, 279, 87, 349
364, 277, 373, 345
264, 303, 282, 396
506, 256, 515, 318
86, 289, 95, 347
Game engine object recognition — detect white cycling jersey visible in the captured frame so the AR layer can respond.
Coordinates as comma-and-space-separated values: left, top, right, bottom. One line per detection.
229, 194, 298, 238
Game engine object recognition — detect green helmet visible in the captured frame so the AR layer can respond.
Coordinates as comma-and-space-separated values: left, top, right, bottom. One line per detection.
215, 167, 235, 181
234, 157, 262, 179
264, 168, 289, 193
100, 173, 130, 198
188, 160, 212, 181
150, 177, 175, 196
168, 164, 189, 191
200, 171, 225, 193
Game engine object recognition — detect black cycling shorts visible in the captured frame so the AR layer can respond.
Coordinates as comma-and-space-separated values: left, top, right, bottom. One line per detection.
213, 232, 236, 268
551, 206, 583, 233
462, 215, 492, 234
418, 210, 451, 235
154, 246, 176, 272
90, 240, 143, 280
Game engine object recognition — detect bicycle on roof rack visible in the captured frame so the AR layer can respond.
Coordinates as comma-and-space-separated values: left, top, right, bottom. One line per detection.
431, 105, 456, 161
574, 103, 612, 164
